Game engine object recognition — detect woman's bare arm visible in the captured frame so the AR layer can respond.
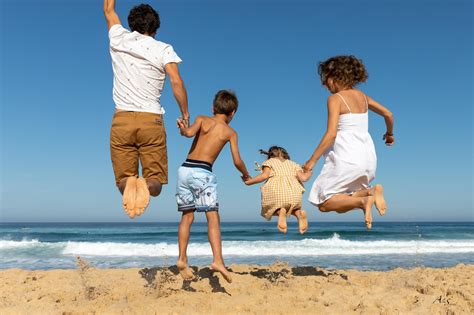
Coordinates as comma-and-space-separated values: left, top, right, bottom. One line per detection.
303, 96, 340, 171
367, 96, 394, 146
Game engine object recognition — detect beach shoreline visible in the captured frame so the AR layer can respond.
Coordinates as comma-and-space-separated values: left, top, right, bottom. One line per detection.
1, 262, 472, 314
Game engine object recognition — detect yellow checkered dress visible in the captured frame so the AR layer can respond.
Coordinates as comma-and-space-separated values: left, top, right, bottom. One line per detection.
260, 158, 305, 220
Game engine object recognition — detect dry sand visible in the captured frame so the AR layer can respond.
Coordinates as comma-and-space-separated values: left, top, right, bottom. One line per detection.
0, 259, 472, 314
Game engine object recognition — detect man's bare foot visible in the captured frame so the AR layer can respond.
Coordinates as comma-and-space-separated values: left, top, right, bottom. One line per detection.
122, 176, 137, 218
363, 196, 375, 230
277, 209, 288, 233
297, 210, 308, 234
373, 184, 387, 216
134, 177, 150, 217
210, 262, 232, 283
177, 260, 195, 280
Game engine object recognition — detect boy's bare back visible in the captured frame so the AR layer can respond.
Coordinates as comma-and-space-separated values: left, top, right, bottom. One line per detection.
186, 116, 235, 164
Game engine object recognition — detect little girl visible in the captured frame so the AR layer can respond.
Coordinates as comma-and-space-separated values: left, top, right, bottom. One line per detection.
304, 55, 394, 229
245, 146, 312, 234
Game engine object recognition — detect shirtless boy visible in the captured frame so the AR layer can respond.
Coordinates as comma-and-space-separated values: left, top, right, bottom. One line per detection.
175, 90, 250, 283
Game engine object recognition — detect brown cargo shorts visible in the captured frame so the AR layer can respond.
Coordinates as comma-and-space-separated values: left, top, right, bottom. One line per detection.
110, 111, 168, 186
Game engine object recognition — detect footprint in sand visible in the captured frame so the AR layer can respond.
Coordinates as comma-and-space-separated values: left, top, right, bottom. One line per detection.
373, 184, 387, 216
134, 177, 150, 217
122, 176, 137, 218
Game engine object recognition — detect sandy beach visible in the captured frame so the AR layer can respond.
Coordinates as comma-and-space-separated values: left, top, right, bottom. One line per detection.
0, 259, 472, 315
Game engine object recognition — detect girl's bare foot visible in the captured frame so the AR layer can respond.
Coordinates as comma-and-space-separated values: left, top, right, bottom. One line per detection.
277, 209, 288, 233
177, 259, 195, 280
363, 196, 375, 230
122, 176, 137, 218
210, 262, 232, 283
134, 177, 150, 216
297, 210, 308, 234
373, 184, 387, 216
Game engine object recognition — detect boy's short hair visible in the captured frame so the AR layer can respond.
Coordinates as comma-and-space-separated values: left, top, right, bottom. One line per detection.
213, 90, 238, 116
128, 4, 160, 35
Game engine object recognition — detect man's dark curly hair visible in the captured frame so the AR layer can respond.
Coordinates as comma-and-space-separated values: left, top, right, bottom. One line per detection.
318, 55, 368, 88
128, 4, 160, 35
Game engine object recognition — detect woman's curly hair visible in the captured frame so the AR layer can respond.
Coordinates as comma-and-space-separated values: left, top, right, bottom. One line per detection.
259, 146, 290, 160
128, 4, 160, 35
318, 55, 368, 88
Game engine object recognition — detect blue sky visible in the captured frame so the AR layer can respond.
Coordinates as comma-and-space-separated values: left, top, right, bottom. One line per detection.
0, 0, 472, 222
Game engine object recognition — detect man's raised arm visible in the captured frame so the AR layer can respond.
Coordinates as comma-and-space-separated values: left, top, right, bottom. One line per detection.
103, 0, 121, 30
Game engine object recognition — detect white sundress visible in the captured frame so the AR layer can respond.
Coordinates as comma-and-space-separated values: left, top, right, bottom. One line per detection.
308, 93, 377, 205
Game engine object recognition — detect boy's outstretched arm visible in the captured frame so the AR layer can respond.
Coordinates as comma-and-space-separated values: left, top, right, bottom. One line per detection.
103, 0, 121, 29
244, 167, 271, 185
177, 116, 203, 137
367, 96, 394, 146
229, 131, 250, 180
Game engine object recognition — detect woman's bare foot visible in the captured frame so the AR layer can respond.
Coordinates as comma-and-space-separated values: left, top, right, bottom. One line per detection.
134, 177, 150, 217
297, 210, 308, 234
122, 176, 137, 218
210, 261, 232, 283
177, 259, 195, 280
373, 184, 387, 216
363, 196, 375, 230
277, 209, 288, 233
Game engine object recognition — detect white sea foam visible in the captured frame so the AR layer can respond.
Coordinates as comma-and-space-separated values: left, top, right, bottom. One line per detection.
0, 239, 40, 249
2, 234, 474, 257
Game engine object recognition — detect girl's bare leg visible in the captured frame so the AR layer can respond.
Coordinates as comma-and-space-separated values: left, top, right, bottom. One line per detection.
277, 208, 288, 233
206, 211, 232, 283
293, 209, 308, 234
177, 210, 195, 280
319, 195, 375, 229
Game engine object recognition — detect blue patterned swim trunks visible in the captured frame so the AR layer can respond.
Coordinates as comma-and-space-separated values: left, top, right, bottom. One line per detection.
176, 159, 219, 212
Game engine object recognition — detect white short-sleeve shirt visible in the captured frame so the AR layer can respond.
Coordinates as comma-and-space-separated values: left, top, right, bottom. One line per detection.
108, 24, 182, 114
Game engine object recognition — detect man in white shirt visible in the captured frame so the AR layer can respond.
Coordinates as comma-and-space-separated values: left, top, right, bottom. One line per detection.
104, 0, 190, 218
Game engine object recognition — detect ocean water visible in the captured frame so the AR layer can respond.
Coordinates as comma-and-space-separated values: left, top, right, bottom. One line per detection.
0, 222, 473, 270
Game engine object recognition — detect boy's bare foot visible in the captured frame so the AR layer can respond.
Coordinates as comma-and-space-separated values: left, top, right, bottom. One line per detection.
122, 176, 137, 218
210, 262, 232, 283
277, 209, 288, 233
298, 210, 308, 234
363, 196, 375, 230
177, 260, 195, 280
134, 177, 150, 217
373, 184, 387, 216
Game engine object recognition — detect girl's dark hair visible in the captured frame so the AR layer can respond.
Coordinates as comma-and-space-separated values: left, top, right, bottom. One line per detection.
318, 55, 368, 88
259, 146, 290, 160
128, 4, 160, 35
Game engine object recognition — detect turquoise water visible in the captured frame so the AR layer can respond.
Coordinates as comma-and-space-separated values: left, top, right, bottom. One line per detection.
1, 222, 473, 270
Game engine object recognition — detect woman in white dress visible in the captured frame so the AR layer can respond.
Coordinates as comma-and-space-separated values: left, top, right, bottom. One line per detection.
304, 56, 394, 229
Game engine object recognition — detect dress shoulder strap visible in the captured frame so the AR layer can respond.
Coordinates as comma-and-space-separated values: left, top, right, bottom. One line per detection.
335, 93, 352, 113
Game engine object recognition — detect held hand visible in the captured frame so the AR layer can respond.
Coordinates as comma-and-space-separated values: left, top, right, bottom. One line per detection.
383, 133, 395, 146
303, 159, 316, 172
176, 118, 186, 135
241, 174, 251, 184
